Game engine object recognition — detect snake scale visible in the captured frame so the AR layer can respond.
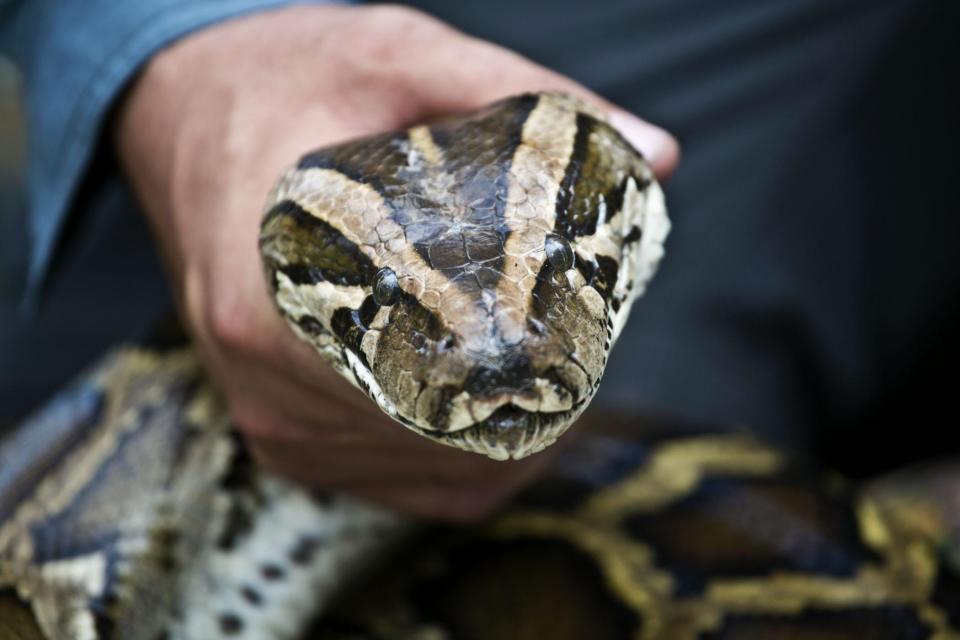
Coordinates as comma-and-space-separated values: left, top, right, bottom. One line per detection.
0, 92, 957, 639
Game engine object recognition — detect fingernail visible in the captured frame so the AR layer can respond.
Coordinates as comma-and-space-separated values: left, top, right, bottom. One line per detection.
609, 111, 675, 165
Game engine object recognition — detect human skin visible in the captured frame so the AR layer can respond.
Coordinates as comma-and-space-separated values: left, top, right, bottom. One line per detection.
114, 4, 679, 521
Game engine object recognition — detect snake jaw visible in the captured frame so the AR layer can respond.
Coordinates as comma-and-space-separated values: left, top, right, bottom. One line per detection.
414, 403, 586, 461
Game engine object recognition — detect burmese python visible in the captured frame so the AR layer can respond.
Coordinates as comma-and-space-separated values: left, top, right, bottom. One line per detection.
0, 92, 957, 639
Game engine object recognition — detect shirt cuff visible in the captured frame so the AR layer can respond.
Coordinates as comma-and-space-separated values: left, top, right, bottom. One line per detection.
1, 0, 343, 304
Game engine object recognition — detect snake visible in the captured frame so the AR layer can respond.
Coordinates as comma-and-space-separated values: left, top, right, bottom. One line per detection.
0, 92, 957, 640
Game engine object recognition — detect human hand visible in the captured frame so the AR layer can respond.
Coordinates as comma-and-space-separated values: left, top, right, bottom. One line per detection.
114, 4, 679, 521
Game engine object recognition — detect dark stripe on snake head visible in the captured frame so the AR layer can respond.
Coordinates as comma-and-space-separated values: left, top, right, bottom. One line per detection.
329, 293, 386, 368
554, 113, 651, 240
296, 131, 412, 199
574, 253, 620, 303
396, 94, 538, 294
331, 307, 369, 369
554, 113, 598, 238
260, 200, 378, 287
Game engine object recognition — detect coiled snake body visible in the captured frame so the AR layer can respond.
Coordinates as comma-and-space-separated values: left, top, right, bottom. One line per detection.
0, 93, 957, 639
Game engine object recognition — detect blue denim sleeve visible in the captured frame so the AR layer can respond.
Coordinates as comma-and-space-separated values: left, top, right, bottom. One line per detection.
0, 0, 343, 302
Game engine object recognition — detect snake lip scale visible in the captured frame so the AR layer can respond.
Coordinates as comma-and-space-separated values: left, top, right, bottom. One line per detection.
413, 403, 585, 461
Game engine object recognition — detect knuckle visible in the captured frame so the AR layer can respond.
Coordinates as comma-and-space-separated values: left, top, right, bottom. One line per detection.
365, 4, 436, 31
228, 398, 299, 443
206, 297, 256, 353
348, 5, 446, 65
182, 268, 253, 355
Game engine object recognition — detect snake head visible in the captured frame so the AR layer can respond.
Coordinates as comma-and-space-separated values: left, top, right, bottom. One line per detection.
259, 92, 669, 460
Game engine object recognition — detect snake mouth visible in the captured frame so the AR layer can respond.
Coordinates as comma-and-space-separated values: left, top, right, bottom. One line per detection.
416, 403, 585, 461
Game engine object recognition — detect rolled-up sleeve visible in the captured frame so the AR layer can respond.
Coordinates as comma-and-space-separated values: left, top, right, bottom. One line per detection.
0, 0, 341, 301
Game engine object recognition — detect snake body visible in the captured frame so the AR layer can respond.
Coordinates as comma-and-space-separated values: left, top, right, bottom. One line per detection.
0, 93, 957, 639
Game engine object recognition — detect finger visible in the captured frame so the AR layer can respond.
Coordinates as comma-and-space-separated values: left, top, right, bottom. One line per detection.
228, 387, 402, 446
246, 429, 501, 490
188, 210, 382, 421
248, 435, 556, 520
404, 36, 680, 178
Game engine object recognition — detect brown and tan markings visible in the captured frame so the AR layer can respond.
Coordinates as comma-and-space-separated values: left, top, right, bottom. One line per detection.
309, 417, 960, 640
261, 92, 668, 459
0, 349, 406, 640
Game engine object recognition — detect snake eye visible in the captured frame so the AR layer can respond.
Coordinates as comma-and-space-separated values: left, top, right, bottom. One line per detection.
373, 267, 401, 306
545, 234, 575, 272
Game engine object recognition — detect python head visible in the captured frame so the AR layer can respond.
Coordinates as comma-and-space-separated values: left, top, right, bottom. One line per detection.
259, 92, 669, 460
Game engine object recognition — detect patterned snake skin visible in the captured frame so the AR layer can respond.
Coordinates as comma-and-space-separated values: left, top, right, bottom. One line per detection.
260, 92, 667, 459
0, 93, 957, 639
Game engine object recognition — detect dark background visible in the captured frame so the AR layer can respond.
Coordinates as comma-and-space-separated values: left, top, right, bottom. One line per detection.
1, 0, 958, 476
